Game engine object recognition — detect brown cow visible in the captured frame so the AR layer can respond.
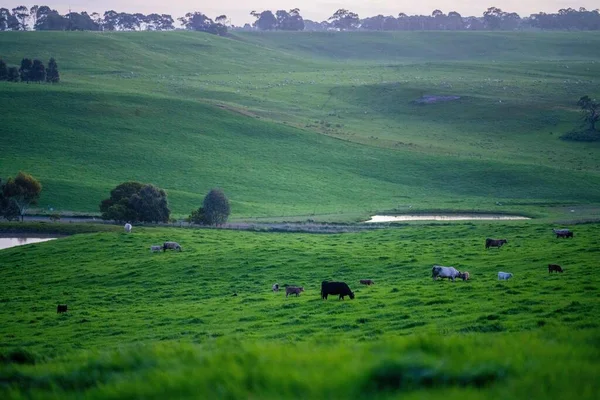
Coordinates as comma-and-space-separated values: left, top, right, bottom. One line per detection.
548, 264, 564, 273
285, 286, 304, 297
360, 279, 375, 285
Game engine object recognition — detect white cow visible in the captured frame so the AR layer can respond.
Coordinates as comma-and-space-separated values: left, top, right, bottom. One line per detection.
124, 223, 132, 233
498, 272, 513, 280
150, 245, 162, 253
432, 265, 461, 282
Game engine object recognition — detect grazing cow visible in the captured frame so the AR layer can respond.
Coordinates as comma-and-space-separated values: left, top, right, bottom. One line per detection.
163, 241, 182, 252
150, 245, 162, 253
285, 286, 304, 297
57, 304, 67, 313
459, 271, 470, 281
124, 223, 132, 233
272, 283, 280, 292
360, 279, 375, 285
498, 271, 513, 280
486, 238, 508, 249
553, 229, 573, 239
548, 264, 564, 273
321, 281, 355, 300
431, 265, 461, 282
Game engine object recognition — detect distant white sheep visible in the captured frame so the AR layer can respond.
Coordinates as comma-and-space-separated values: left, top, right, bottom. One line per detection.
124, 223, 132, 233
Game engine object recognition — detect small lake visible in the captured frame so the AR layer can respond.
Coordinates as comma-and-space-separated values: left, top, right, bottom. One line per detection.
365, 214, 530, 223
0, 236, 58, 250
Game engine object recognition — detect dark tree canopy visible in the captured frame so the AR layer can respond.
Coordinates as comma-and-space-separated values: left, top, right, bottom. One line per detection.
577, 96, 599, 131
0, 59, 7, 81
2, 171, 42, 221
251, 10, 277, 30
188, 207, 206, 225
0, 8, 21, 30
178, 12, 227, 35
0, 179, 20, 221
46, 58, 59, 83
7, 66, 19, 82
329, 9, 360, 30
100, 181, 170, 223
31, 59, 45, 82
129, 184, 170, 223
202, 189, 230, 226
19, 58, 32, 82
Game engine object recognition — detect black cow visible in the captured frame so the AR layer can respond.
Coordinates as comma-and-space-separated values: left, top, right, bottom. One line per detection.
548, 264, 564, 273
321, 281, 354, 300
485, 238, 507, 249
57, 304, 68, 313
553, 229, 573, 239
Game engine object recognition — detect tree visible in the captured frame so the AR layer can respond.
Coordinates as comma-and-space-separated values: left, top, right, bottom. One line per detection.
103, 10, 118, 30
251, 10, 277, 30
29, 5, 39, 26
329, 9, 360, 30
188, 207, 206, 225
179, 12, 227, 35
202, 188, 230, 226
0, 180, 20, 221
7, 67, 19, 82
34, 6, 67, 30
2, 172, 42, 222
0, 59, 7, 81
129, 184, 170, 223
577, 96, 599, 131
46, 57, 59, 83
0, 8, 20, 30
11, 5, 29, 30
19, 58, 32, 82
31, 59, 45, 83
483, 7, 504, 30
159, 14, 174, 30
99, 181, 170, 223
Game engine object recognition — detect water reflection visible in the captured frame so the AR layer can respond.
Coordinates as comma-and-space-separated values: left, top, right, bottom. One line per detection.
0, 237, 57, 250
365, 214, 530, 223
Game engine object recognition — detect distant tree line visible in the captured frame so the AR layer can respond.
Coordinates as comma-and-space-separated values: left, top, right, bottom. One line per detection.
2, 5, 599, 33
0, 57, 59, 83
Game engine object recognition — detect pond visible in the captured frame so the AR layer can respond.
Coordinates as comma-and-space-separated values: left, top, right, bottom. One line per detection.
365, 214, 530, 223
0, 236, 59, 250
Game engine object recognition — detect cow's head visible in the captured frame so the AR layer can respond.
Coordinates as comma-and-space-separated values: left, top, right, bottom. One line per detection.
349, 291, 355, 300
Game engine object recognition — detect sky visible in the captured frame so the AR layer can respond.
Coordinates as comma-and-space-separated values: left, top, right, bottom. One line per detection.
3, 1, 599, 26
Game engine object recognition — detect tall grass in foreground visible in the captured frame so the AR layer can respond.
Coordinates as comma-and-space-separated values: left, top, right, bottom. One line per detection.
1, 330, 598, 399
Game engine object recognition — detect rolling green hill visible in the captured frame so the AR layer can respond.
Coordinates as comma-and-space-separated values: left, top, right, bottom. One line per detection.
1, 31, 600, 219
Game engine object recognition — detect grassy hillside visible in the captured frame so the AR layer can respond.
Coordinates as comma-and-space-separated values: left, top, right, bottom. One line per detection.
1, 31, 600, 219
0, 222, 598, 398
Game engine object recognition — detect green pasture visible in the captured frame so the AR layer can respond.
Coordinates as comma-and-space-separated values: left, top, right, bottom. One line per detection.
0, 222, 598, 397
1, 31, 600, 218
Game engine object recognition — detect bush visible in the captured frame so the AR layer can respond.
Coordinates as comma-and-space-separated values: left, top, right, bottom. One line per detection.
188, 207, 206, 225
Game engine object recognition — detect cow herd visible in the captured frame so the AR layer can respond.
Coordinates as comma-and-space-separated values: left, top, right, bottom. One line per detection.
128, 224, 572, 303
434, 231, 571, 283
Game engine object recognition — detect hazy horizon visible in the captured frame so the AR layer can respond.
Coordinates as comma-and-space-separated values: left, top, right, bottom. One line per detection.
2, 1, 599, 26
